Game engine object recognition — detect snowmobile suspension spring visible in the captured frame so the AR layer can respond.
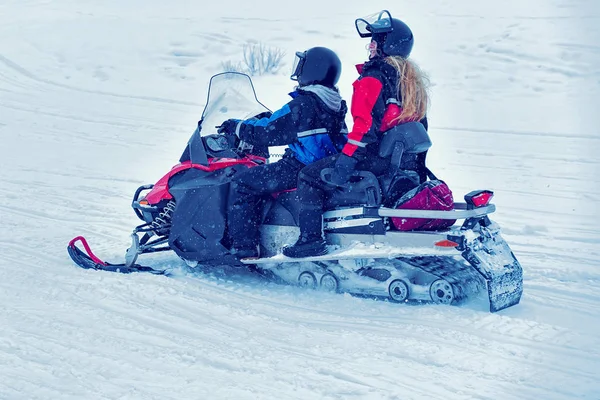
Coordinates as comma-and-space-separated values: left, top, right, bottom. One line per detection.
151, 200, 176, 231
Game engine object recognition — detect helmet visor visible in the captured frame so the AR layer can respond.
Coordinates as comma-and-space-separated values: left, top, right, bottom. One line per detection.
355, 10, 393, 38
290, 51, 306, 81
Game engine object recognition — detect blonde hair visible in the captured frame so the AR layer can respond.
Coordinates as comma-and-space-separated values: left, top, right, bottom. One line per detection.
385, 56, 430, 122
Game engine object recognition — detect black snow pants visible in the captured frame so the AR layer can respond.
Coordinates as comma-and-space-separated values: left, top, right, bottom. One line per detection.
295, 153, 393, 239
228, 155, 305, 249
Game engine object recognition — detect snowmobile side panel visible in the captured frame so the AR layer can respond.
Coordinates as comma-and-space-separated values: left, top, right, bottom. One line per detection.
168, 182, 231, 263
168, 166, 248, 264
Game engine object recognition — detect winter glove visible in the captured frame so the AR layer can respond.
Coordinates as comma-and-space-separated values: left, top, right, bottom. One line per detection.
217, 119, 241, 136
321, 154, 358, 187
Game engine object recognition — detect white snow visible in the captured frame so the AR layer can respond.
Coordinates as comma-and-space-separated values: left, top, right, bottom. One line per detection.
1, 0, 600, 399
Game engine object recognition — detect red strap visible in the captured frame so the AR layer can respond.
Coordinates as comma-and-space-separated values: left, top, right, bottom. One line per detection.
68, 236, 108, 266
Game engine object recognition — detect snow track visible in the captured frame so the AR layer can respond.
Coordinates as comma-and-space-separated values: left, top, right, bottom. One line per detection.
1, 0, 599, 398
2, 248, 599, 399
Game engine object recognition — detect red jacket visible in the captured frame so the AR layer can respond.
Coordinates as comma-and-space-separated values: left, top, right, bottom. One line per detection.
342, 57, 427, 161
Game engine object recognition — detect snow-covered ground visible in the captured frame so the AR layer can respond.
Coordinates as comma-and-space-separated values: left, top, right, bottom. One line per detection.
1, 0, 599, 398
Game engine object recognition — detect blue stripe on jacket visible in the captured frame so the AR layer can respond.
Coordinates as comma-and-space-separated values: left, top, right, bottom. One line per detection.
237, 90, 346, 165
289, 135, 339, 165
243, 104, 291, 128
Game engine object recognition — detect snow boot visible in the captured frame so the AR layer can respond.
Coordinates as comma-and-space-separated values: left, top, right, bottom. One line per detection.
282, 235, 327, 258
283, 208, 328, 258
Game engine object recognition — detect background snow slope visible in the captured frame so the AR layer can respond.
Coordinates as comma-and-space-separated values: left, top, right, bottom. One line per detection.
1, 0, 599, 399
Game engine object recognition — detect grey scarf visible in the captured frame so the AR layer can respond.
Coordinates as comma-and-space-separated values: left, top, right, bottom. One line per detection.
301, 85, 343, 112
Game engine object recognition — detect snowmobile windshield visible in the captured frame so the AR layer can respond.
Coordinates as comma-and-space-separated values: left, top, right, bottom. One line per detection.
180, 72, 270, 165
200, 72, 270, 137
355, 10, 393, 38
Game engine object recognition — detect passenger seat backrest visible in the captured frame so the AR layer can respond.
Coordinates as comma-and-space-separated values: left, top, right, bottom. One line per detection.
378, 122, 432, 169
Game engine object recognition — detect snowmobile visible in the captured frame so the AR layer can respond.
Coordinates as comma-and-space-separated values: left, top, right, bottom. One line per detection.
67, 72, 523, 313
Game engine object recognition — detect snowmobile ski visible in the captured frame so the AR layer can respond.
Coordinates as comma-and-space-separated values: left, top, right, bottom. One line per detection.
67, 236, 168, 275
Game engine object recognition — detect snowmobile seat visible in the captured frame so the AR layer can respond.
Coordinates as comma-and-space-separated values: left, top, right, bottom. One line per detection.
322, 123, 431, 211
319, 123, 432, 234
324, 170, 382, 209
323, 171, 386, 235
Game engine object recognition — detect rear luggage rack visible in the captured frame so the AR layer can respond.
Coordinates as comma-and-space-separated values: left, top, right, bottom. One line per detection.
323, 203, 495, 220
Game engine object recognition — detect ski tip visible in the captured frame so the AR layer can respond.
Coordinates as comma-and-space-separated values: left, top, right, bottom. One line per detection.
67, 236, 108, 266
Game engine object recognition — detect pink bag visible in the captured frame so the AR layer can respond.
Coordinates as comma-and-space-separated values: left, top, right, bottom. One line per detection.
390, 180, 456, 231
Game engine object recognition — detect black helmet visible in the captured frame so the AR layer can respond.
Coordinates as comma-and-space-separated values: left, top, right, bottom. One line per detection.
355, 10, 413, 58
290, 47, 342, 87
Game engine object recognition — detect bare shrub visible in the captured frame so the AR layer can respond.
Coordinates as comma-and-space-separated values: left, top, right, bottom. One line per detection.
242, 43, 286, 76
220, 60, 244, 73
